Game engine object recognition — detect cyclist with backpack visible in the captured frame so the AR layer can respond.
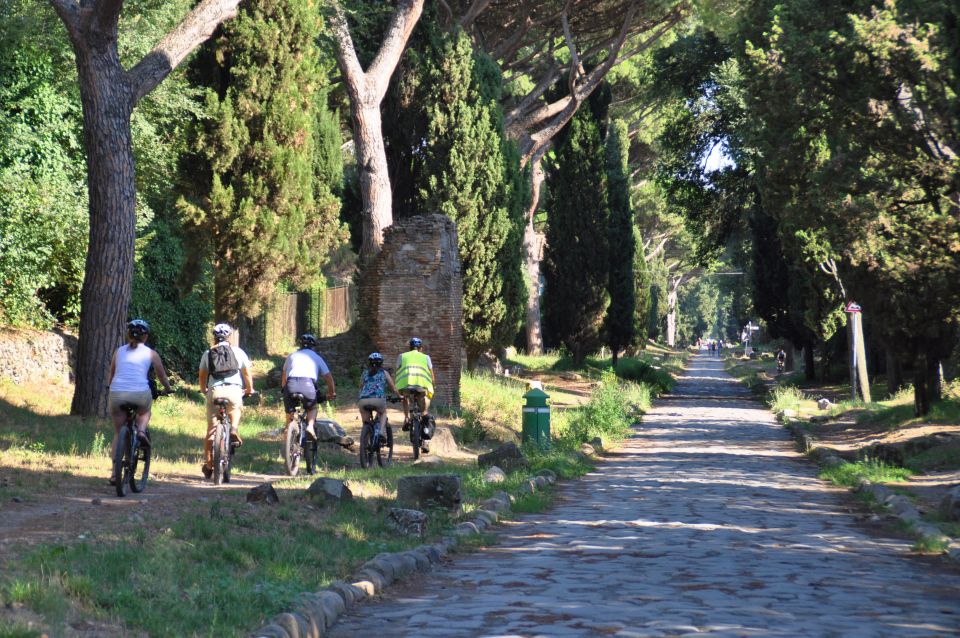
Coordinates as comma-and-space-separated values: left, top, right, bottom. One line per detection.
107, 319, 172, 485
198, 323, 253, 479
281, 333, 336, 441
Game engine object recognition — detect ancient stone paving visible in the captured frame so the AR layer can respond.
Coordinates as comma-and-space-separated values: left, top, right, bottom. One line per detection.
330, 354, 960, 637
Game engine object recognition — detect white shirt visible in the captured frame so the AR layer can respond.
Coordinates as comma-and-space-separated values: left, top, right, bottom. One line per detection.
110, 344, 153, 393
198, 344, 251, 388
284, 349, 330, 380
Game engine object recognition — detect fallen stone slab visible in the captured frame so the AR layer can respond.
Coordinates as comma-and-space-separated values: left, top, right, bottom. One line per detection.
247, 483, 279, 505
386, 507, 428, 538
429, 426, 459, 455
306, 478, 352, 506
397, 474, 462, 510
478, 443, 529, 472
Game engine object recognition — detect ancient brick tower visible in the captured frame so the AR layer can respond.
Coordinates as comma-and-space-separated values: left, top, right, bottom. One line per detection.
359, 214, 463, 407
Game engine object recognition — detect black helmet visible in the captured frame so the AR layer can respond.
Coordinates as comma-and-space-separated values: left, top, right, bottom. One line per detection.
213, 323, 232, 341
409, 337, 422, 349
127, 319, 150, 338
299, 333, 318, 349
368, 352, 384, 366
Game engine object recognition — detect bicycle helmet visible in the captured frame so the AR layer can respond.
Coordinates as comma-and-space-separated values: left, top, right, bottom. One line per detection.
299, 333, 318, 349
409, 337, 422, 349
127, 319, 150, 338
368, 352, 384, 366
212, 323, 232, 341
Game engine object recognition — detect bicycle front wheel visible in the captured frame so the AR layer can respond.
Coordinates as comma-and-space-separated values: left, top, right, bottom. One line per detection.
283, 422, 301, 476
130, 436, 151, 493
379, 425, 394, 467
113, 427, 131, 497
212, 423, 227, 485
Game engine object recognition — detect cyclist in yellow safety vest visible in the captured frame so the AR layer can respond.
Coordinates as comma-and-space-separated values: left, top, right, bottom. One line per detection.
395, 337, 435, 427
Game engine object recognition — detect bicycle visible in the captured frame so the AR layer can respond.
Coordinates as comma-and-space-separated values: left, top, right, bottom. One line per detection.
209, 392, 257, 485
282, 394, 321, 476
359, 397, 401, 469
112, 391, 169, 497
776, 358, 786, 374
402, 390, 433, 461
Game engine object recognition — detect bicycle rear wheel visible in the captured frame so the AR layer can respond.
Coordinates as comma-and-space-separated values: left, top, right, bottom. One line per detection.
212, 422, 227, 485
359, 422, 374, 468
283, 421, 301, 476
410, 419, 421, 461
130, 436, 150, 493
113, 427, 131, 497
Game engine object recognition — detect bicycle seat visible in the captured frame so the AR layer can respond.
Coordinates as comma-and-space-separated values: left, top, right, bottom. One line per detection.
119, 403, 139, 412
213, 398, 231, 406
290, 392, 306, 404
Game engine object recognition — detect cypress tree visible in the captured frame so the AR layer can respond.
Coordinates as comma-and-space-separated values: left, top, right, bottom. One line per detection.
543, 104, 610, 365
386, 23, 527, 364
179, 0, 346, 322
632, 227, 651, 348
603, 119, 636, 364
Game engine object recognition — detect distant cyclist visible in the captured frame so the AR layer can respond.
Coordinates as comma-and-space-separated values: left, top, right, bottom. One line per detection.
395, 337, 435, 427
281, 334, 336, 440
776, 347, 787, 373
357, 352, 400, 436
107, 319, 172, 484
198, 323, 253, 479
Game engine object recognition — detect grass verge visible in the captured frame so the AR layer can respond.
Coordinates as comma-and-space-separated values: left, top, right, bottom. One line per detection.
818, 459, 913, 488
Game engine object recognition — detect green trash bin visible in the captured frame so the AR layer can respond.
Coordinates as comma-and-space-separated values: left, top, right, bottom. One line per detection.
522, 387, 550, 447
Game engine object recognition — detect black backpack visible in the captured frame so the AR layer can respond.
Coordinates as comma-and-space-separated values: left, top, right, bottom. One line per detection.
208, 343, 240, 379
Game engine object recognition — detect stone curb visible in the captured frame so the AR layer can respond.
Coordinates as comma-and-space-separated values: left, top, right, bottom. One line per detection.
779, 410, 959, 563
249, 469, 559, 637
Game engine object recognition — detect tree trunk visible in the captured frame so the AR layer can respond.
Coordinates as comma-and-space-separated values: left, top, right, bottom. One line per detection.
523, 158, 546, 354
854, 312, 871, 402
914, 356, 930, 417
784, 345, 796, 372
886, 349, 904, 396
666, 282, 679, 348
70, 40, 136, 418
803, 345, 815, 381
353, 104, 393, 263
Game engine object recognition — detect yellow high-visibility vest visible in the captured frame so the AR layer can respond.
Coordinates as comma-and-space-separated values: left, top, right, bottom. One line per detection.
396, 350, 434, 395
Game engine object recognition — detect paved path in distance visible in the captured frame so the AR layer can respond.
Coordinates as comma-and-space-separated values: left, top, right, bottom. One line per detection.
331, 354, 960, 637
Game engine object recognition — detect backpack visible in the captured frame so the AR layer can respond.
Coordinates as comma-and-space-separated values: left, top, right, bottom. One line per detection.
208, 343, 240, 379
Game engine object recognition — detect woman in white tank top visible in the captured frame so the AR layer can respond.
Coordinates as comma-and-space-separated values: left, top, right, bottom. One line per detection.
106, 319, 172, 484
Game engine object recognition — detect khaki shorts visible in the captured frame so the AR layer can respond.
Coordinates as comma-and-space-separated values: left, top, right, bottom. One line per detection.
357, 397, 387, 413
109, 391, 152, 414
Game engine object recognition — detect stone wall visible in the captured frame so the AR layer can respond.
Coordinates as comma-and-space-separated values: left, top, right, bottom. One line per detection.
359, 214, 463, 407
0, 328, 77, 384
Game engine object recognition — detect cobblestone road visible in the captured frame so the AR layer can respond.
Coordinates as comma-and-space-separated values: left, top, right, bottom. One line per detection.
331, 354, 960, 637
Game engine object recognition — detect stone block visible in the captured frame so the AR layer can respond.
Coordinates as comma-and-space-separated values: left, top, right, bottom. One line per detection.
478, 443, 529, 472
430, 426, 458, 455
247, 483, 279, 505
397, 474, 462, 510
535, 469, 558, 484
482, 466, 507, 484
386, 507, 428, 537
306, 478, 353, 506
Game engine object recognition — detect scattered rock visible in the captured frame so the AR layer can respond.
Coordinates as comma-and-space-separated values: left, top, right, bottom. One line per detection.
579, 443, 596, 456
386, 508, 428, 538
535, 468, 558, 484
533, 475, 549, 489
429, 426, 458, 455
397, 474, 462, 510
252, 623, 290, 638
306, 478, 353, 506
482, 466, 507, 484
11, 496, 23, 503
589, 436, 604, 451
316, 419, 353, 448
412, 456, 443, 466
90, 497, 102, 505
328, 580, 367, 608
455, 521, 481, 536
817, 398, 833, 410
274, 612, 310, 638
519, 478, 537, 494
479, 442, 529, 472
940, 486, 960, 522
475, 351, 504, 375
247, 483, 280, 505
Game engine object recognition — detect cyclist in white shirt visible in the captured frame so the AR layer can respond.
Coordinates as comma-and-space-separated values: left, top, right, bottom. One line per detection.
107, 319, 171, 484
281, 334, 336, 440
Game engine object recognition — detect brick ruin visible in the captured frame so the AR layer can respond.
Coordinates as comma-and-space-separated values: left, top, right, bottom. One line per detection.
358, 214, 463, 407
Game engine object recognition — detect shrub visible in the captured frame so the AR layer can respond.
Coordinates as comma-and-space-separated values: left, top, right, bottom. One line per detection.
614, 357, 674, 394
769, 384, 805, 413
564, 371, 649, 444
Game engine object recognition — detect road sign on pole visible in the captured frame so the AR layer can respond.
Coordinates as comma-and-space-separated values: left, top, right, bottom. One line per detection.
845, 301, 862, 313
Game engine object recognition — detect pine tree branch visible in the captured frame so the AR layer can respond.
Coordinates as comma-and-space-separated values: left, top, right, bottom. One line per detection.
460, 0, 492, 28
328, 1, 367, 104
127, 0, 242, 106
49, 0, 81, 37
366, 0, 425, 100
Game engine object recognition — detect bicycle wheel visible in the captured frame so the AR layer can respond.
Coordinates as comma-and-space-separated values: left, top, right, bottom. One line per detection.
113, 427, 131, 497
410, 418, 421, 461
379, 425, 394, 467
130, 435, 151, 493
212, 422, 227, 485
283, 421, 301, 476
304, 439, 317, 475
359, 422, 374, 468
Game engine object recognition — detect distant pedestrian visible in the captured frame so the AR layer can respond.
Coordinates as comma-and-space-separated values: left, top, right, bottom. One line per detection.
717, 340, 724, 357
709, 341, 715, 356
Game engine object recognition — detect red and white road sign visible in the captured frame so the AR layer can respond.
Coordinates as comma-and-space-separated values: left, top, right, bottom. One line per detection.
845, 301, 862, 313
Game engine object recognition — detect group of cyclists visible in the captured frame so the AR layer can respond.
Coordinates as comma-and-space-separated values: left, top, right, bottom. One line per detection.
105, 318, 436, 484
